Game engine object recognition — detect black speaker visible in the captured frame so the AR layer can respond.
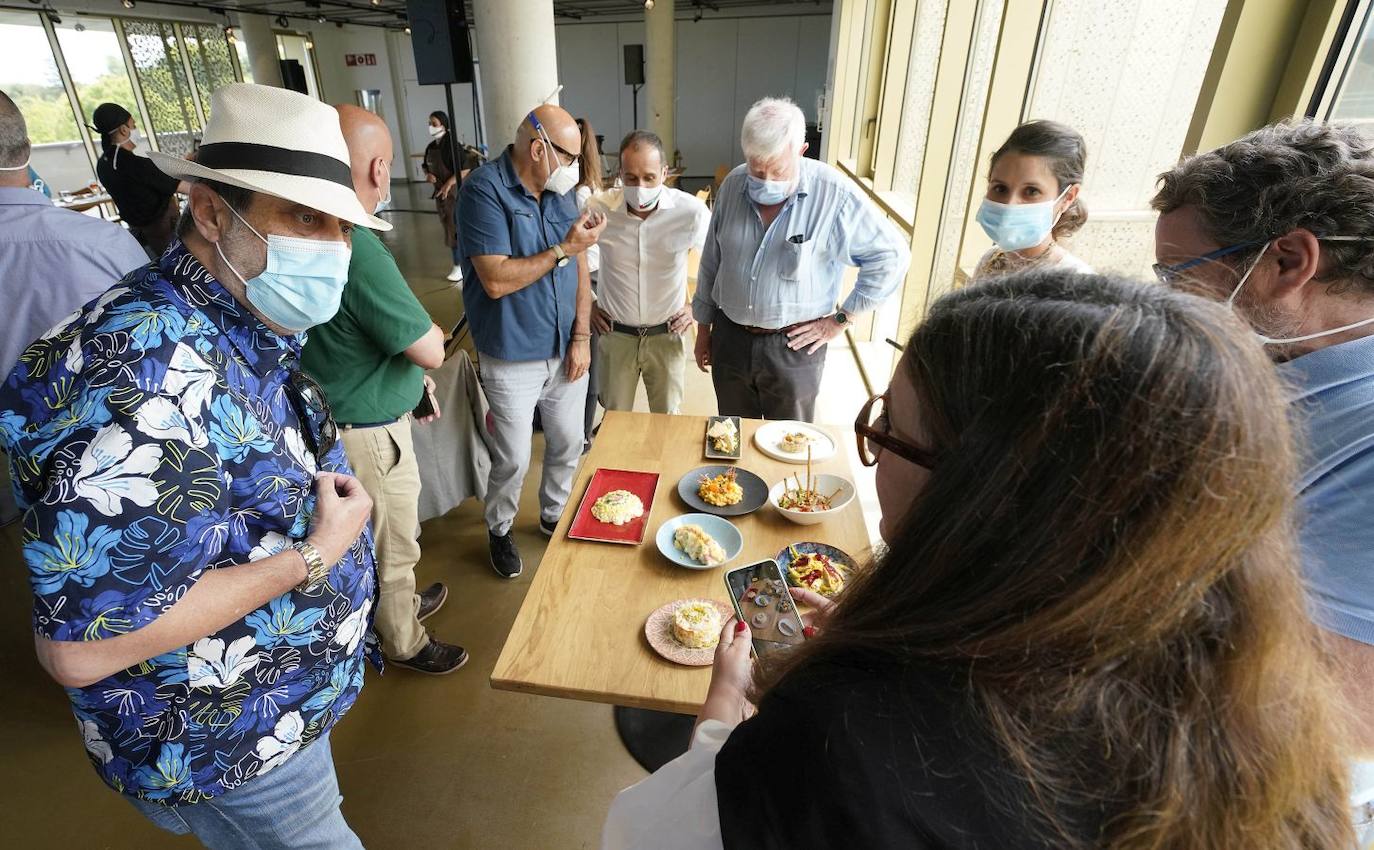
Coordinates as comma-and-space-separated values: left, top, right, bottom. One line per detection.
407, 0, 474, 85
623, 44, 644, 86
279, 59, 308, 95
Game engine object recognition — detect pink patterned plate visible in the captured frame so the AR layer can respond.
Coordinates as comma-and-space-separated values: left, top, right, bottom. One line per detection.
644, 599, 735, 666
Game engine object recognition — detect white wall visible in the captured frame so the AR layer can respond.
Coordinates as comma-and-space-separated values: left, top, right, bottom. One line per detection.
307, 24, 407, 174
385, 29, 480, 182
555, 13, 831, 178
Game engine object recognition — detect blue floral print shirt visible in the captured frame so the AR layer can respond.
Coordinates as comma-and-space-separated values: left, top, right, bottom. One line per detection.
0, 243, 380, 805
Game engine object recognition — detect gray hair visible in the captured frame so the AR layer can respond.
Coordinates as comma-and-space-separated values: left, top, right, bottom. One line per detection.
0, 89, 31, 169
175, 179, 257, 239
1152, 119, 1374, 295
741, 97, 805, 163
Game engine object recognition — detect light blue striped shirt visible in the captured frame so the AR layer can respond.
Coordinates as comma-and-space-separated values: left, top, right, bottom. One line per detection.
692, 159, 909, 328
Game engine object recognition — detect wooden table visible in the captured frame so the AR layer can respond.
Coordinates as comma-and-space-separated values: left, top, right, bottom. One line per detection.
491, 411, 872, 715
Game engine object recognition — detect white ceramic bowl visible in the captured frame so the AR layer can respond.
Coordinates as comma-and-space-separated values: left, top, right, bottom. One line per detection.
769, 473, 856, 526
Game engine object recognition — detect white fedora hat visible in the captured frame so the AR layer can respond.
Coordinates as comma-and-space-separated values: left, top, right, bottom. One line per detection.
148, 83, 390, 231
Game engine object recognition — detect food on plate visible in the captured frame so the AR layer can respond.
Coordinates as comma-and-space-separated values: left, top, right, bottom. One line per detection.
671, 601, 722, 649
706, 418, 740, 454
698, 468, 744, 507
591, 489, 645, 525
785, 545, 848, 596
673, 524, 728, 566
779, 431, 813, 454
777, 481, 839, 513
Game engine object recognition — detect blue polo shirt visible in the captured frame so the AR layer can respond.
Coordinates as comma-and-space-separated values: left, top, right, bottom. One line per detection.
456, 147, 580, 362
1279, 333, 1374, 644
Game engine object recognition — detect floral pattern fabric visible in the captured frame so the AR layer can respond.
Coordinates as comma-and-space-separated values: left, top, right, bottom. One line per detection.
0, 243, 379, 805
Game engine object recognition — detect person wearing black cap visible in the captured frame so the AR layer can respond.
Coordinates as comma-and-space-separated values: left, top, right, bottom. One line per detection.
91, 102, 189, 258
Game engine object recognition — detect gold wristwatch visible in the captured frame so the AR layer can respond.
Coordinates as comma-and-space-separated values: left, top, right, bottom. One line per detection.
293, 540, 330, 593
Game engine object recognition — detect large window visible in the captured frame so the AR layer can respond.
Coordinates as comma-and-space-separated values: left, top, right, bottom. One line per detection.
53, 18, 137, 134
0, 10, 92, 189
124, 19, 202, 157
1317, 0, 1374, 134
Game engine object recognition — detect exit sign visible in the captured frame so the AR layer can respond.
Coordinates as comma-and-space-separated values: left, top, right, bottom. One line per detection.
345, 53, 377, 66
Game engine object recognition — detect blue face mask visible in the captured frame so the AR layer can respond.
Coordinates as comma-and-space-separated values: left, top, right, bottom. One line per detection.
217, 203, 352, 334
975, 185, 1072, 253
746, 174, 795, 205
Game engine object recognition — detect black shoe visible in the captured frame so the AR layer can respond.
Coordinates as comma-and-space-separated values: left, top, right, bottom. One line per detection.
539, 516, 559, 538
390, 636, 469, 675
416, 582, 448, 622
489, 531, 524, 578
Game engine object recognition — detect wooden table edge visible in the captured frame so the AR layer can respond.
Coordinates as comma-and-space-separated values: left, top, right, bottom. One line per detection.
488, 673, 701, 716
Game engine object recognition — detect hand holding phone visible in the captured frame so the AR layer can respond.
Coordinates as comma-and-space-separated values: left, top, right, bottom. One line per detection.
723, 560, 808, 656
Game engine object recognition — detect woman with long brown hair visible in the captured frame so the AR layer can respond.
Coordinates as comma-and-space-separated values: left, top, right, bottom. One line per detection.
604, 270, 1353, 849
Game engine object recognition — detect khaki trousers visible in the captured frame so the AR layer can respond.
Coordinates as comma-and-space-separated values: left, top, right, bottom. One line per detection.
596, 330, 688, 414
340, 418, 427, 660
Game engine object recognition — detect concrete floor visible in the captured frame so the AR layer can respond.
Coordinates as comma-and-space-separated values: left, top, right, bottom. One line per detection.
0, 183, 884, 849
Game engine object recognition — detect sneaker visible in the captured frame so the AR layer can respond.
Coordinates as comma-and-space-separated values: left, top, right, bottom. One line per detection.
539, 516, 559, 538
416, 582, 448, 622
390, 635, 469, 675
489, 530, 523, 578
446, 264, 463, 282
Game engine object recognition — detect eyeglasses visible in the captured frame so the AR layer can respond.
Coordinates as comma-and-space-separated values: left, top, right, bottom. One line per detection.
286, 368, 337, 460
527, 112, 580, 168
854, 393, 937, 469
1152, 241, 1262, 284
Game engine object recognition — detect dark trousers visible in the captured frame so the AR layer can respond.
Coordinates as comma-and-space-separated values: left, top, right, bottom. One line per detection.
710, 314, 826, 422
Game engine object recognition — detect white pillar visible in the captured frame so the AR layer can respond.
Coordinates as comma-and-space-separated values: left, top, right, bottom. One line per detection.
239, 14, 283, 88
645, 0, 675, 158
472, 0, 560, 150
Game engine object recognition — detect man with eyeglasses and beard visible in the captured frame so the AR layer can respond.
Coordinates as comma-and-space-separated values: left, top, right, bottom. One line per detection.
0, 83, 380, 848
1152, 121, 1374, 783
456, 103, 604, 579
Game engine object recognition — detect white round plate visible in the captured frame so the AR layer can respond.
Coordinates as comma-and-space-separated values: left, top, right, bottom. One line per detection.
644, 599, 735, 666
752, 421, 837, 464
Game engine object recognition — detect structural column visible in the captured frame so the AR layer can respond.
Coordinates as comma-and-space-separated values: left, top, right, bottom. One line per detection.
644, 0, 675, 157
239, 14, 284, 88
472, 0, 561, 150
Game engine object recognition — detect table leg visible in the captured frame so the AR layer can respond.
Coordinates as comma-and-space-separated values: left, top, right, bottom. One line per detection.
613, 706, 695, 773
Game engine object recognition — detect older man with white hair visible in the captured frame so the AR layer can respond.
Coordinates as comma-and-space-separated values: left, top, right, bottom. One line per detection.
693, 97, 909, 422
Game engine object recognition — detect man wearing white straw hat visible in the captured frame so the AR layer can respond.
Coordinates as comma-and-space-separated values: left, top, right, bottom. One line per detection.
0, 83, 381, 848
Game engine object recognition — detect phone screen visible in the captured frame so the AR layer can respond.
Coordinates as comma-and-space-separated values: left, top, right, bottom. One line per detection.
724, 559, 806, 656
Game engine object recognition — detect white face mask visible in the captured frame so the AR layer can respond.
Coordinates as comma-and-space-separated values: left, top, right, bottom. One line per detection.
1226, 237, 1374, 345
536, 124, 579, 196
0, 157, 30, 172
373, 160, 392, 215
623, 183, 663, 211
427, 124, 445, 138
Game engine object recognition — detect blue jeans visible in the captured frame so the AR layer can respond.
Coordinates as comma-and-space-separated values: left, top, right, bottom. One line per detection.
128, 733, 363, 850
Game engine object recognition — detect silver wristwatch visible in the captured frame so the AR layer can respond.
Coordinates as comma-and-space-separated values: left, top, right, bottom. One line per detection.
293, 540, 330, 593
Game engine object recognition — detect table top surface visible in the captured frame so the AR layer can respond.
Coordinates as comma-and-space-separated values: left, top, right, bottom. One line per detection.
490, 411, 872, 714
54, 192, 113, 212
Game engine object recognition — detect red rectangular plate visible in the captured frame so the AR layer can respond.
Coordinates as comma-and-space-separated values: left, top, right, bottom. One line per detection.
567, 468, 661, 545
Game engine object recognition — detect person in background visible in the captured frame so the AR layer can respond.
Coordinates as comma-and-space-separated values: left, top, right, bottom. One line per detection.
1152, 120, 1374, 762
457, 104, 602, 579
971, 120, 1092, 282
0, 89, 148, 380
693, 97, 909, 422
605, 271, 1354, 849
575, 116, 604, 446
593, 130, 710, 415
0, 83, 381, 848
423, 110, 480, 283
91, 102, 189, 259
303, 104, 467, 675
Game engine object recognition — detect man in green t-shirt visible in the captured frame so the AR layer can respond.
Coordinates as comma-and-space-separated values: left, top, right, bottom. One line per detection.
302, 105, 466, 674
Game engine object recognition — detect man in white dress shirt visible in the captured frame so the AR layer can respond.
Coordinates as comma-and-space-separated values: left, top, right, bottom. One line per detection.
591, 130, 710, 413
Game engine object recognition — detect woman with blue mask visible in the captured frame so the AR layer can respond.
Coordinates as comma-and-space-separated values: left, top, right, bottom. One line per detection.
971, 120, 1092, 282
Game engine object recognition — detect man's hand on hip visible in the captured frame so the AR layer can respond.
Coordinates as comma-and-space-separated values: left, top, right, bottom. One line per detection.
592, 305, 613, 335
786, 315, 845, 354
694, 324, 712, 372
668, 305, 693, 336
566, 338, 591, 382
562, 209, 607, 256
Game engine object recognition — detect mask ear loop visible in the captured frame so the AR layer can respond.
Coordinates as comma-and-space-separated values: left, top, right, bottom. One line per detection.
213, 200, 268, 288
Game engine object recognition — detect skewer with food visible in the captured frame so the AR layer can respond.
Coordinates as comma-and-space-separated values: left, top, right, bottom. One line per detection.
775, 447, 842, 513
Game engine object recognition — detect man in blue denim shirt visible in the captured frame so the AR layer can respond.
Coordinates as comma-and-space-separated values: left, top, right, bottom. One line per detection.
693, 97, 909, 422
457, 104, 602, 578
0, 84, 384, 849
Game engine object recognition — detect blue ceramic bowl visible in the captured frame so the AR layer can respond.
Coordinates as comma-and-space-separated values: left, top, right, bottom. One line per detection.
775, 542, 860, 594
656, 513, 744, 569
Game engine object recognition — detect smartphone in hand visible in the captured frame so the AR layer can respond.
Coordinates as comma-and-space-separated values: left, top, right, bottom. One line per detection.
723, 559, 807, 657
412, 388, 437, 419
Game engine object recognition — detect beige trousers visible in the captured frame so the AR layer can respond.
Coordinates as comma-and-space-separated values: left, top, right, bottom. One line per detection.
341, 418, 428, 660
596, 330, 688, 414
